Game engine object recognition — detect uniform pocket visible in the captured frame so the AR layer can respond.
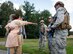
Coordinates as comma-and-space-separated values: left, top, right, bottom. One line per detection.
56, 37, 66, 49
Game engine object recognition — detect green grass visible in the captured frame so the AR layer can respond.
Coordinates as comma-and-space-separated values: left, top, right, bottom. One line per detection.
66, 38, 73, 54
22, 39, 49, 54
0, 45, 6, 50
0, 38, 73, 54
0, 38, 6, 41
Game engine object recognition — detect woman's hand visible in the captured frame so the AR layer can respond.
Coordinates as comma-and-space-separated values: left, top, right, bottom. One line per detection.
33, 23, 38, 25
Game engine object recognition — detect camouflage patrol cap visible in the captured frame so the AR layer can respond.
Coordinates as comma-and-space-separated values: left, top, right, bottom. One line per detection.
54, 1, 64, 8
40, 20, 44, 23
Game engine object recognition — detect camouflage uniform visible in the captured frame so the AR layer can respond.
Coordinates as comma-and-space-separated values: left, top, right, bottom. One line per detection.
49, 7, 68, 54
39, 23, 47, 50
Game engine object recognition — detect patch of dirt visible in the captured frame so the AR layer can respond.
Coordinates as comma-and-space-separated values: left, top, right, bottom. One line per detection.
67, 35, 73, 38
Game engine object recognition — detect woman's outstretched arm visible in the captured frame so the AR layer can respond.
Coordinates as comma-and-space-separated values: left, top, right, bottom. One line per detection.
19, 20, 37, 25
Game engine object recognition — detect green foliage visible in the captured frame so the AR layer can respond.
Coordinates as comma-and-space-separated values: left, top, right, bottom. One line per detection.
0, 1, 14, 21
0, 1, 22, 36
40, 10, 51, 25
22, 1, 35, 20
40, 10, 51, 19
22, 1, 51, 38
0, 1, 51, 38
22, 1, 39, 38
15, 9, 22, 17
0, 1, 15, 36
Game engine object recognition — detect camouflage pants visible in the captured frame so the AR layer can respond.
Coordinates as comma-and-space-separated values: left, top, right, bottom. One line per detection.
39, 34, 47, 50
49, 29, 68, 54
48, 32, 53, 53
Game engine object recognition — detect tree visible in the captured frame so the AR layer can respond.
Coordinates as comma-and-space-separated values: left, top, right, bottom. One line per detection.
0, 1, 52, 38
15, 9, 23, 17
40, 10, 51, 25
1, 1, 15, 23
26, 11, 40, 38
40, 10, 51, 19
22, 1, 37, 38
22, 1, 35, 20
0, 1, 15, 36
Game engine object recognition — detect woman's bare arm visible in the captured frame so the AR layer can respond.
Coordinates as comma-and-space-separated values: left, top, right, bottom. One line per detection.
20, 20, 37, 25
25, 22, 37, 25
